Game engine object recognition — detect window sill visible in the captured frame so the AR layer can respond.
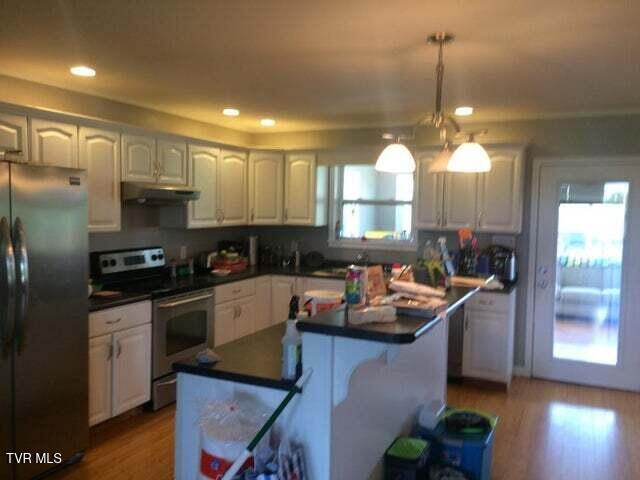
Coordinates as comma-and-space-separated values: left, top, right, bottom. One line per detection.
327, 239, 418, 252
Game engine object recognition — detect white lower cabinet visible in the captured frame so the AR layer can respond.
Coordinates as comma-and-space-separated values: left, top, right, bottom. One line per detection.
297, 277, 345, 294
88, 334, 113, 427
88, 301, 152, 426
462, 290, 516, 385
112, 324, 152, 416
255, 276, 273, 331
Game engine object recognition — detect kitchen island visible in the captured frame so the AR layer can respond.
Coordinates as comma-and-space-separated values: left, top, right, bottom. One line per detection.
173, 286, 482, 480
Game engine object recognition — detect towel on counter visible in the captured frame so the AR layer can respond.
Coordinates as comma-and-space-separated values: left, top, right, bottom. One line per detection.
388, 280, 446, 298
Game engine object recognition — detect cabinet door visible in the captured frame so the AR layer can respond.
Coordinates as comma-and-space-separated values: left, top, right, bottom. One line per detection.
79, 127, 121, 233
271, 276, 296, 324
443, 172, 477, 230
121, 134, 156, 182
214, 302, 237, 347
188, 145, 220, 228
249, 151, 284, 224
235, 297, 256, 339
112, 323, 151, 416
0, 112, 28, 160
255, 276, 272, 331
415, 150, 445, 229
30, 118, 78, 167
477, 148, 524, 233
462, 309, 509, 382
88, 334, 112, 426
219, 149, 248, 225
157, 139, 188, 185
284, 153, 316, 225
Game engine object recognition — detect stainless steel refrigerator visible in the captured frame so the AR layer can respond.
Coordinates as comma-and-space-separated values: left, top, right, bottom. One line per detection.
1, 162, 88, 479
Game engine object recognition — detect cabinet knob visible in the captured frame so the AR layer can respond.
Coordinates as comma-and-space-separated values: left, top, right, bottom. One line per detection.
284, 208, 288, 221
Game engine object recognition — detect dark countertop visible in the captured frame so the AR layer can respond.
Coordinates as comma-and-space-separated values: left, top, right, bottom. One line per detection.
89, 265, 344, 312
173, 323, 297, 392
172, 286, 483, 389
297, 285, 481, 344
88, 291, 152, 312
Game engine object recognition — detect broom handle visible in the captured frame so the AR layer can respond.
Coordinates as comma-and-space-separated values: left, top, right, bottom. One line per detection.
221, 369, 313, 480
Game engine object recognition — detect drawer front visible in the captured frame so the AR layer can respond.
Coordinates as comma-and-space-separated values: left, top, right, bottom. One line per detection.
89, 301, 152, 338
215, 278, 256, 304
465, 291, 512, 313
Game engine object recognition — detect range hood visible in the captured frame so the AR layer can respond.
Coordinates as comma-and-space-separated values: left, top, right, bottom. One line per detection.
121, 182, 200, 205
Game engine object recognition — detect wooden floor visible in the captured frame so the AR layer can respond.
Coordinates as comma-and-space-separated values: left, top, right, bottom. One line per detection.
52, 377, 640, 480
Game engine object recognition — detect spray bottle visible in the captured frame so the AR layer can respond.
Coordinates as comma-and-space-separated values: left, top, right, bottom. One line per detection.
282, 296, 302, 380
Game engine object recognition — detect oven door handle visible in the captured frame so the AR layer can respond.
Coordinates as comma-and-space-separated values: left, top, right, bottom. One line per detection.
158, 293, 213, 309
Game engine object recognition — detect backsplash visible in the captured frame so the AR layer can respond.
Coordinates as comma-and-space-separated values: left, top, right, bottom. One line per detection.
90, 205, 518, 265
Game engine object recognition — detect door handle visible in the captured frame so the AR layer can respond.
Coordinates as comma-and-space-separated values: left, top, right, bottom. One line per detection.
0, 217, 16, 350
115, 340, 122, 358
106, 318, 121, 325
464, 312, 469, 331
537, 279, 549, 289
158, 293, 213, 308
107, 343, 113, 360
284, 208, 288, 222
251, 208, 255, 222
13, 217, 28, 354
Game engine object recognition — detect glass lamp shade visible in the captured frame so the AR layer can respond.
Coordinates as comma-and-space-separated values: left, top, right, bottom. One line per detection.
375, 143, 416, 173
447, 142, 491, 172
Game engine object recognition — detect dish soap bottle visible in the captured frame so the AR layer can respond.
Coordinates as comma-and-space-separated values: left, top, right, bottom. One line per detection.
282, 296, 302, 380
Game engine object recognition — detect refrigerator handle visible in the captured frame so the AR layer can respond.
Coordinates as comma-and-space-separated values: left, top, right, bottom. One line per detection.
13, 217, 29, 355
0, 216, 16, 351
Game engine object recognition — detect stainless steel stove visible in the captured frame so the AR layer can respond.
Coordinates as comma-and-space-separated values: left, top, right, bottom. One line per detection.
91, 247, 215, 410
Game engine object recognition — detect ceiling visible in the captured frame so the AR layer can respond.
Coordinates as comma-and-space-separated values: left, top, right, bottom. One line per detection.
0, 0, 639, 132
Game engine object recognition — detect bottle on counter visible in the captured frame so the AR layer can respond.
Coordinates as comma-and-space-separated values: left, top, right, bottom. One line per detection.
282, 296, 302, 380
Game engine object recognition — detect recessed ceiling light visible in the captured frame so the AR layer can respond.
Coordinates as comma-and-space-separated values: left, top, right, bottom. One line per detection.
260, 118, 276, 127
454, 106, 474, 116
222, 108, 240, 117
70, 65, 96, 77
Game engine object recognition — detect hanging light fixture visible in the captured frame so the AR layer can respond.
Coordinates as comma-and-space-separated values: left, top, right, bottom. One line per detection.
376, 32, 491, 174
375, 134, 416, 173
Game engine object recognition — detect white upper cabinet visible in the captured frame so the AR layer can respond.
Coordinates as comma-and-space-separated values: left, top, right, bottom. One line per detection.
443, 172, 478, 230
79, 127, 121, 233
249, 151, 284, 225
30, 118, 78, 168
121, 134, 156, 182
187, 144, 220, 228
157, 139, 188, 185
415, 150, 445, 229
219, 149, 248, 226
477, 147, 525, 233
0, 112, 28, 159
284, 153, 327, 226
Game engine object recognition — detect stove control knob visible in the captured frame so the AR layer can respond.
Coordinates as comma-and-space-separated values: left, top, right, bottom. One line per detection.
151, 254, 158, 261
158, 254, 164, 260
110, 259, 117, 267
101, 260, 109, 268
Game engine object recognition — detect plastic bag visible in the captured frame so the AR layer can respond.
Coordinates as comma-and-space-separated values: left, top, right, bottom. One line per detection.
198, 393, 271, 480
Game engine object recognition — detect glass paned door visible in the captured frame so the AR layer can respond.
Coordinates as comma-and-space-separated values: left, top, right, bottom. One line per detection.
533, 162, 640, 391
553, 182, 627, 366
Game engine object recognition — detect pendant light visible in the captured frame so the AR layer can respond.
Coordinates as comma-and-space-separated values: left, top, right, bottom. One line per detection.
377, 32, 491, 174
375, 134, 416, 173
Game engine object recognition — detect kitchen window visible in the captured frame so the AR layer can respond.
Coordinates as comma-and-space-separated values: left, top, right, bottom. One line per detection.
329, 165, 416, 250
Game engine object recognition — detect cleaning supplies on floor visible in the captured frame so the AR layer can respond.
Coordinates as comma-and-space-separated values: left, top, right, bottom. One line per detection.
384, 437, 430, 480
198, 394, 271, 479
281, 296, 302, 381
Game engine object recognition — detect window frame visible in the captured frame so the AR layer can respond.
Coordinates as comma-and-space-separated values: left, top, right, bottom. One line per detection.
327, 165, 418, 251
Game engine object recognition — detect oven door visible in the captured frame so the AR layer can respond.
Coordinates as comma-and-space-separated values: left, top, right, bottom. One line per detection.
153, 289, 214, 379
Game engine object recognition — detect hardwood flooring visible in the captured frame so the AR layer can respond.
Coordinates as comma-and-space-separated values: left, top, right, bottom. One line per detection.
52, 377, 640, 480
